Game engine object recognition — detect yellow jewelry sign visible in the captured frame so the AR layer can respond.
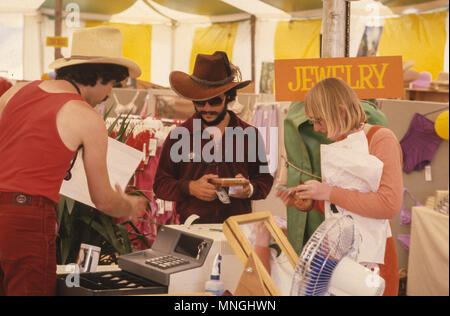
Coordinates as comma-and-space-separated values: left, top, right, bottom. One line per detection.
274, 56, 404, 101
46, 36, 69, 48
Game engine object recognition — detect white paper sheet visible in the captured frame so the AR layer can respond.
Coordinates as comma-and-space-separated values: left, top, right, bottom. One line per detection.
321, 130, 391, 264
59, 137, 143, 208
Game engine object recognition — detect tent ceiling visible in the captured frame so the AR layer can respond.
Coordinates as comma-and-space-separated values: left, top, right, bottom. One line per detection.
9, 0, 446, 17
151, 0, 244, 16
40, 0, 136, 15
148, 0, 446, 15
380, 0, 439, 7
260, 0, 323, 12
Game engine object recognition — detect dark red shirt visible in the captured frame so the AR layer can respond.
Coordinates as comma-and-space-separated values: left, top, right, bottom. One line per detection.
153, 111, 274, 223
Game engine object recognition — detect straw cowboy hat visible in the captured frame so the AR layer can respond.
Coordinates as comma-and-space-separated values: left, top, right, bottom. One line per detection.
49, 26, 141, 78
169, 51, 251, 101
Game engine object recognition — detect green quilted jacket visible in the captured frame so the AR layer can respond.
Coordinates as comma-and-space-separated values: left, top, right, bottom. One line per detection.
284, 101, 388, 254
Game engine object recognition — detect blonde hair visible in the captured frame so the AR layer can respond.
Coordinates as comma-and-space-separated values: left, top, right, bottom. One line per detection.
304, 77, 367, 139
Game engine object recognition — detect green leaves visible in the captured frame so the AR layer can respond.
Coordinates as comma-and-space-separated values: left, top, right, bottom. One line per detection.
57, 197, 151, 265
56, 196, 76, 265
105, 106, 135, 142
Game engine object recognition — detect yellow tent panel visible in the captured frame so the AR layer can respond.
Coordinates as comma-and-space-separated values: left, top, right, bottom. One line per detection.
189, 22, 239, 73
378, 11, 448, 80
274, 19, 322, 60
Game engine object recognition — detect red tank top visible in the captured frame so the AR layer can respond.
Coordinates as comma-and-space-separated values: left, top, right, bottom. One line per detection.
0, 80, 85, 202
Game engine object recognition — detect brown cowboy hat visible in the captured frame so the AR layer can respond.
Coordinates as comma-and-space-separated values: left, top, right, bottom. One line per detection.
169, 51, 251, 101
49, 26, 141, 78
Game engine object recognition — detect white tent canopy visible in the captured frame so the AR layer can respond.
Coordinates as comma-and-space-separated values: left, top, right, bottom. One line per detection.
0, 0, 448, 87
0, 0, 443, 20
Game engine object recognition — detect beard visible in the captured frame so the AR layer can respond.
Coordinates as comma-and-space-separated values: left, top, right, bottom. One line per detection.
195, 103, 228, 126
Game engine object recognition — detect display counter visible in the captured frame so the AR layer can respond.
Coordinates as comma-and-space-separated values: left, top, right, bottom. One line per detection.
407, 206, 449, 296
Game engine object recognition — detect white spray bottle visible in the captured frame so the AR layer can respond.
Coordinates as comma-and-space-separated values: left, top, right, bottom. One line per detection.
205, 253, 224, 296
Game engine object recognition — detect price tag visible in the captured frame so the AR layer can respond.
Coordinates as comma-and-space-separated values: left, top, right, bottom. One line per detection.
164, 201, 173, 211
216, 187, 231, 204
149, 139, 157, 157
425, 165, 432, 182
156, 199, 165, 215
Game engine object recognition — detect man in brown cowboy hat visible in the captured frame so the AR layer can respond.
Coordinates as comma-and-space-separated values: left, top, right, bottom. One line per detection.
154, 51, 274, 223
0, 26, 146, 296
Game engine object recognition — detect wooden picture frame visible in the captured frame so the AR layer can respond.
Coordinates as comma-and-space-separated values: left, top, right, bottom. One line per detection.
222, 211, 299, 296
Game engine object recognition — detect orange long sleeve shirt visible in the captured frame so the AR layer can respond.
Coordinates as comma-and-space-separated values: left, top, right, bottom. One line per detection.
329, 127, 403, 220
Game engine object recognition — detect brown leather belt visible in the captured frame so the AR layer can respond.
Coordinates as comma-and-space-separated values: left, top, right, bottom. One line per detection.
0, 192, 55, 208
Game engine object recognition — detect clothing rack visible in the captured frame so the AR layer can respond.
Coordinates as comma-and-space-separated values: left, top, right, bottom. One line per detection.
105, 115, 179, 136
255, 103, 278, 110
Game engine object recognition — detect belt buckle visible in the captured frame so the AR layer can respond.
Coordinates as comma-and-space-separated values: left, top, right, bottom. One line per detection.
13, 193, 31, 205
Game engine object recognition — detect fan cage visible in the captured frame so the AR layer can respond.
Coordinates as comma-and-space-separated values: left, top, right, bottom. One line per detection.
290, 215, 358, 296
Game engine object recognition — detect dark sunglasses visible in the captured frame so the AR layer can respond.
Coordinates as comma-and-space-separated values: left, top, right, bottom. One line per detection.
193, 96, 224, 107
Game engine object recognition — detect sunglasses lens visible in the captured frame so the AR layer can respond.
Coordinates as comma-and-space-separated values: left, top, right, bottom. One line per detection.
193, 97, 223, 107
208, 97, 223, 106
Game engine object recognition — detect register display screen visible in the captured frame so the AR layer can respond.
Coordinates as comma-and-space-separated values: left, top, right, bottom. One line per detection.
174, 234, 204, 259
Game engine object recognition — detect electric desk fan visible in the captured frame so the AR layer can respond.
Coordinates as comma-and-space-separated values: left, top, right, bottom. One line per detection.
290, 215, 385, 296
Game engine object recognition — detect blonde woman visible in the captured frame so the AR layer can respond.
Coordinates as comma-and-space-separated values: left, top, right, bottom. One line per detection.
278, 77, 403, 296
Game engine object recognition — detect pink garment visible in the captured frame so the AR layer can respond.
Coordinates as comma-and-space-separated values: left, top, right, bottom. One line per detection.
397, 234, 410, 251
251, 106, 278, 175
133, 146, 179, 249
411, 72, 432, 89
114, 129, 180, 249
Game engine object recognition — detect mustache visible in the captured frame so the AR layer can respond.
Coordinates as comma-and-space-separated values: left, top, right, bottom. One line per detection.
199, 111, 219, 116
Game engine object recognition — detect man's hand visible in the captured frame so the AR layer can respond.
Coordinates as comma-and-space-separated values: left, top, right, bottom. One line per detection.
189, 174, 218, 201
115, 184, 147, 221
229, 174, 251, 199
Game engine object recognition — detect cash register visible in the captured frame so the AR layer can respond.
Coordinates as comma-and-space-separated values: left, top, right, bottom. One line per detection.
58, 224, 241, 295
118, 225, 214, 286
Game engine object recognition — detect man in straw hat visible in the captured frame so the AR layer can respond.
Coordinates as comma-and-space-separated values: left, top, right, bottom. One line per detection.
154, 51, 273, 223
0, 26, 146, 296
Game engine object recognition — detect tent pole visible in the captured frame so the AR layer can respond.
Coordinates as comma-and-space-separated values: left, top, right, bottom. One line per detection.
345, 0, 351, 57
321, 0, 348, 58
250, 14, 256, 86
54, 0, 63, 60
171, 20, 176, 73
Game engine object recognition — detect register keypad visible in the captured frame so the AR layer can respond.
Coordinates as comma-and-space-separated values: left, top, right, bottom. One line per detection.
145, 255, 189, 270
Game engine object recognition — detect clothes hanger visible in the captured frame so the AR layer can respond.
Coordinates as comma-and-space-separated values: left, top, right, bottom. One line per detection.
423, 106, 449, 117
113, 91, 140, 115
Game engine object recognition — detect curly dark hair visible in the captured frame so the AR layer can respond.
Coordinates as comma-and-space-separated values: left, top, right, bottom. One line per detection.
55, 63, 129, 86
225, 87, 238, 104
